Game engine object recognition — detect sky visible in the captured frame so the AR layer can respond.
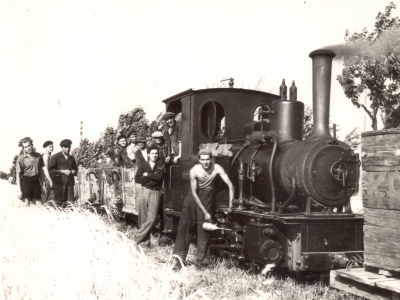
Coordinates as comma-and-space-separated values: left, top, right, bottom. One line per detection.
0, 0, 397, 172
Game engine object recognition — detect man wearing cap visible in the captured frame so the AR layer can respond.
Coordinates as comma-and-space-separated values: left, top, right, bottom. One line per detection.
39, 140, 54, 203
16, 137, 43, 206
126, 130, 139, 163
134, 145, 165, 247
133, 136, 148, 209
48, 139, 78, 205
135, 136, 148, 166
151, 131, 167, 163
162, 112, 181, 164
114, 134, 132, 168
172, 149, 234, 269
146, 135, 153, 148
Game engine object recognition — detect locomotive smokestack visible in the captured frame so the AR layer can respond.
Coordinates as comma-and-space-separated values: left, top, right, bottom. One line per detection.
308, 49, 336, 139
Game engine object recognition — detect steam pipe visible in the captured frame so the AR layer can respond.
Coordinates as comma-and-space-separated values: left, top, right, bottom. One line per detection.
230, 140, 250, 172
269, 133, 278, 212
308, 49, 336, 139
250, 130, 278, 211
277, 177, 296, 214
256, 130, 278, 212
247, 143, 263, 197
237, 159, 245, 210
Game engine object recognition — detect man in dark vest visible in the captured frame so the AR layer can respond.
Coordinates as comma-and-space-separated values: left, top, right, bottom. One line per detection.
48, 139, 78, 206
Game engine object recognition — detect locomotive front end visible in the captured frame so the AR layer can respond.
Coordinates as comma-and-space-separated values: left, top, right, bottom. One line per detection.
233, 49, 360, 212
211, 49, 363, 273
278, 50, 359, 208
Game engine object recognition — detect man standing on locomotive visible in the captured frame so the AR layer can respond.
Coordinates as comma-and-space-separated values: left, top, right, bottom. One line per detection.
162, 112, 181, 164
150, 131, 167, 163
48, 139, 78, 206
134, 145, 165, 247
172, 149, 235, 269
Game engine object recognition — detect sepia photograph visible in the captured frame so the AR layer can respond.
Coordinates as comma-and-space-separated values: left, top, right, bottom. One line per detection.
1, 0, 400, 299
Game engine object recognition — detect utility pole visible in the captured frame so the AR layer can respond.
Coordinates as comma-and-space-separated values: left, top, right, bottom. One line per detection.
80, 121, 83, 143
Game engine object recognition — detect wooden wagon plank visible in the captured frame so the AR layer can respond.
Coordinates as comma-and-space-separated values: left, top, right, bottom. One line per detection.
364, 224, 400, 272
362, 129, 400, 172
365, 208, 400, 229
330, 269, 394, 300
362, 172, 400, 210
377, 281, 400, 294
331, 268, 400, 300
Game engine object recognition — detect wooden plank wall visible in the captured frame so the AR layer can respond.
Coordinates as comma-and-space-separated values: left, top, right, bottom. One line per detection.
362, 129, 400, 273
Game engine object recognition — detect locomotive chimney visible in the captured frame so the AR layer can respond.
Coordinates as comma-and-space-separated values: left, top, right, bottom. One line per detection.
308, 49, 336, 139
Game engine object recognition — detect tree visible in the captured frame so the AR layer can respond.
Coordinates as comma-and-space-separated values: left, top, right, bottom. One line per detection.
0, 171, 9, 180
72, 106, 153, 168
71, 138, 101, 168
302, 105, 338, 139
343, 127, 361, 152
303, 105, 314, 139
9, 154, 18, 182
337, 2, 400, 130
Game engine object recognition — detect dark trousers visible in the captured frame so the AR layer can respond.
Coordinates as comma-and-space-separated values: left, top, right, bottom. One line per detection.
172, 189, 214, 263
21, 176, 41, 205
53, 183, 75, 205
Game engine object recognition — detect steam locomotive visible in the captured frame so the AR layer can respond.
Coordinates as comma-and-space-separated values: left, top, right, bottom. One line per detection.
77, 49, 363, 273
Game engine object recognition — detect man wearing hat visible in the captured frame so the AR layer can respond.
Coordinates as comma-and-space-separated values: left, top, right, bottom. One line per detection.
162, 112, 181, 164
172, 149, 234, 269
48, 139, 78, 205
135, 136, 148, 166
145, 135, 153, 148
39, 140, 54, 203
133, 136, 148, 208
126, 130, 139, 163
151, 131, 167, 163
114, 134, 132, 168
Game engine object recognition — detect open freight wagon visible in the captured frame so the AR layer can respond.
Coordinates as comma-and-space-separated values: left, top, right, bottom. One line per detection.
76, 166, 138, 216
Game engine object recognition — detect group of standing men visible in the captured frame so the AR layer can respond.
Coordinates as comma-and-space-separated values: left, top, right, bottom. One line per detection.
16, 137, 77, 206
15, 111, 236, 270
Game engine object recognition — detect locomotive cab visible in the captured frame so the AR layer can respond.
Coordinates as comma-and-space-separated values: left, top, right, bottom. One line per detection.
162, 88, 279, 232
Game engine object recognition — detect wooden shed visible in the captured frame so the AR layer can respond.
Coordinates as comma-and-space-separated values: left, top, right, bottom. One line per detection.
361, 128, 400, 274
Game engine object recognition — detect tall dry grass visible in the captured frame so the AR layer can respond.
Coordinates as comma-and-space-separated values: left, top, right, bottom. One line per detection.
0, 181, 361, 299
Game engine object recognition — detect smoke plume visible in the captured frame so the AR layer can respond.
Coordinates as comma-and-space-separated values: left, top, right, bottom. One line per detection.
321, 28, 400, 59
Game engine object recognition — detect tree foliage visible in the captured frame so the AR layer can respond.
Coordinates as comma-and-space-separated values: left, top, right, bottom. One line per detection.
302, 106, 337, 139
303, 105, 314, 139
337, 2, 400, 130
0, 171, 9, 180
343, 127, 361, 152
72, 106, 154, 168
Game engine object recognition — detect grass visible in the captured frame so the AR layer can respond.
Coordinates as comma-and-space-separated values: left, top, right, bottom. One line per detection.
0, 180, 363, 300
